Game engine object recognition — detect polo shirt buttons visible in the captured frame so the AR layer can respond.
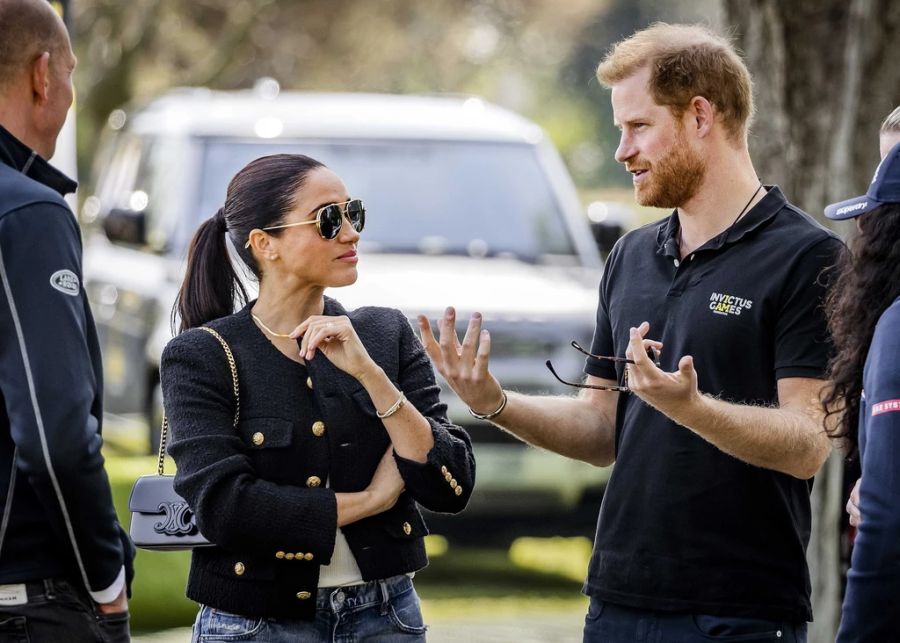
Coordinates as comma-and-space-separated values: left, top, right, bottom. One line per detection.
296, 591, 311, 600
312, 421, 325, 437
402, 521, 412, 535
306, 476, 322, 488
234, 562, 245, 576
306, 376, 314, 389
252, 432, 265, 446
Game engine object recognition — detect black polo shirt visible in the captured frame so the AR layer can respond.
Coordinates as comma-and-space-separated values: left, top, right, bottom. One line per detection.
583, 186, 843, 622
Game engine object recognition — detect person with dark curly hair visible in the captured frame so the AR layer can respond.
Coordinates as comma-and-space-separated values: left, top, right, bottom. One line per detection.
822, 141, 900, 642
841, 106, 899, 531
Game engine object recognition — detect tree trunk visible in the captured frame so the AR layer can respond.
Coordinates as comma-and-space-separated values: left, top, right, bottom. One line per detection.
724, 0, 900, 224
723, 2, 900, 641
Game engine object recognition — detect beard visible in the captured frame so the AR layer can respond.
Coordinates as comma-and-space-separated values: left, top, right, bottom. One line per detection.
631, 132, 706, 208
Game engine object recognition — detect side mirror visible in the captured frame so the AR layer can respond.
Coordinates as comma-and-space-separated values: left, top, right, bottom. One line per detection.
590, 220, 623, 256
586, 201, 631, 256
103, 208, 146, 246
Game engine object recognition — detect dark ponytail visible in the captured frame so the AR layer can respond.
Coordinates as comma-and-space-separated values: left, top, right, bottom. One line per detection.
173, 154, 325, 332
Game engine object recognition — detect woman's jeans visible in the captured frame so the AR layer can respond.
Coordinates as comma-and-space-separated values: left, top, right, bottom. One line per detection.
583, 597, 807, 643
0, 577, 130, 643
192, 574, 427, 642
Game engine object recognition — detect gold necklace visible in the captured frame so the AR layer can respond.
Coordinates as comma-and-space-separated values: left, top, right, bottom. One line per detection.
251, 312, 294, 339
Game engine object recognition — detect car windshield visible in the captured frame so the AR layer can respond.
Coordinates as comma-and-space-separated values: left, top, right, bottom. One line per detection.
190, 138, 577, 262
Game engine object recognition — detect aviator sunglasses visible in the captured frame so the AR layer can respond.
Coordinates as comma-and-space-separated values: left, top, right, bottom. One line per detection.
244, 199, 365, 248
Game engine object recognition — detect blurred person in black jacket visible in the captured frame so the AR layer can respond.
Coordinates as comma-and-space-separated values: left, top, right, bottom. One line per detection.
161, 153, 475, 642
0, 1, 134, 641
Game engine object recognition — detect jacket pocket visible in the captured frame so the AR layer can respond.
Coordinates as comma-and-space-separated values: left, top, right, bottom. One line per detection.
202, 553, 278, 582
237, 417, 294, 449
382, 504, 429, 540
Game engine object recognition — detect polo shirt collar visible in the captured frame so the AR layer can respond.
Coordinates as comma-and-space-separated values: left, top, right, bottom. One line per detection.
656, 185, 785, 258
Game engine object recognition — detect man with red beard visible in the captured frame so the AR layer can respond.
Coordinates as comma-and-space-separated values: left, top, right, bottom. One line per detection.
419, 23, 842, 642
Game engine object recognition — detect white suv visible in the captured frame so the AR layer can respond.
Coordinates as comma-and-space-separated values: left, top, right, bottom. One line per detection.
83, 85, 611, 542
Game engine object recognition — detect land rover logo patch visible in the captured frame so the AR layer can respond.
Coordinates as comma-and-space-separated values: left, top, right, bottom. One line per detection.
50, 269, 80, 296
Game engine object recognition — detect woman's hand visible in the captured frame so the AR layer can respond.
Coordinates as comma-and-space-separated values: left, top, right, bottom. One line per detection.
366, 447, 405, 514
290, 315, 378, 381
847, 478, 861, 527
417, 307, 505, 417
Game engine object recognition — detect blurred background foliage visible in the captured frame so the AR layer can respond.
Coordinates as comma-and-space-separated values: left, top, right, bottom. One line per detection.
71, 0, 718, 190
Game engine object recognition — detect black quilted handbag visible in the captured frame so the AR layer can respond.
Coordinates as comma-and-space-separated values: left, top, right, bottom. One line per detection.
128, 326, 239, 550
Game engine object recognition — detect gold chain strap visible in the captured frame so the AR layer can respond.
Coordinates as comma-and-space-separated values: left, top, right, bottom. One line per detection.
156, 326, 240, 475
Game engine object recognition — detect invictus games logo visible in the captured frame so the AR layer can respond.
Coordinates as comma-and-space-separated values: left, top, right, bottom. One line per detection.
49, 269, 80, 296
709, 292, 753, 317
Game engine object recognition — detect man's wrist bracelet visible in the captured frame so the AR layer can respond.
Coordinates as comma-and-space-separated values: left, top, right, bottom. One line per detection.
468, 390, 508, 420
376, 392, 406, 419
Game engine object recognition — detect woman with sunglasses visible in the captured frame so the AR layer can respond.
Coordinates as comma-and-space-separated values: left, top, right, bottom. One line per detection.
822, 141, 900, 642
159, 154, 475, 642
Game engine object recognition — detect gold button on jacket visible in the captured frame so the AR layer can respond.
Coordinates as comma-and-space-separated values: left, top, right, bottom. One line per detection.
234, 562, 245, 576
454, 486, 463, 496
306, 376, 314, 389
251, 431, 265, 446
297, 591, 312, 600
306, 476, 322, 488
402, 521, 412, 535
304, 552, 314, 561
311, 421, 325, 437
275, 551, 285, 559
285, 553, 295, 560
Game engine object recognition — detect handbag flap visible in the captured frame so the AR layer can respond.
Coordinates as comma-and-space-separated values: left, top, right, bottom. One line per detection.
129, 474, 185, 513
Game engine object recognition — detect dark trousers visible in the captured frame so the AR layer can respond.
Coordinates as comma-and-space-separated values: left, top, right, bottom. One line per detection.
583, 597, 807, 643
0, 577, 129, 643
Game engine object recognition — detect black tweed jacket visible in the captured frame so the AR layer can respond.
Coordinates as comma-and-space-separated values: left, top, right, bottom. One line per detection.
160, 297, 475, 619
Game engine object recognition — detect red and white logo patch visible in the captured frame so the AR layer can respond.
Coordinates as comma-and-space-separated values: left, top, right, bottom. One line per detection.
872, 399, 900, 416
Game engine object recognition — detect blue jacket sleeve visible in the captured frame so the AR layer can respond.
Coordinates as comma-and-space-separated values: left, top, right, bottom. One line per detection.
391, 313, 476, 513
0, 203, 127, 594
837, 301, 900, 642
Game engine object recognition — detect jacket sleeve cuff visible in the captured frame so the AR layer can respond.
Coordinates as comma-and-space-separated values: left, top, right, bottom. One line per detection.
393, 419, 475, 513
88, 566, 125, 604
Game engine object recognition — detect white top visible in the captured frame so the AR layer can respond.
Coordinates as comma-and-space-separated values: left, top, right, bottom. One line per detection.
318, 479, 364, 587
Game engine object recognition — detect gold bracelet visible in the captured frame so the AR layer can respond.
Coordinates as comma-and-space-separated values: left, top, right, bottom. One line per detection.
376, 392, 407, 419
468, 390, 508, 420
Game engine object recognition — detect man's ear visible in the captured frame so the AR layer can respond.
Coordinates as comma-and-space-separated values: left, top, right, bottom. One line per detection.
31, 52, 51, 104
687, 96, 715, 139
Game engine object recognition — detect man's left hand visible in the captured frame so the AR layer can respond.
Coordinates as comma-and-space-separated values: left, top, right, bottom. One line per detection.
625, 322, 702, 418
